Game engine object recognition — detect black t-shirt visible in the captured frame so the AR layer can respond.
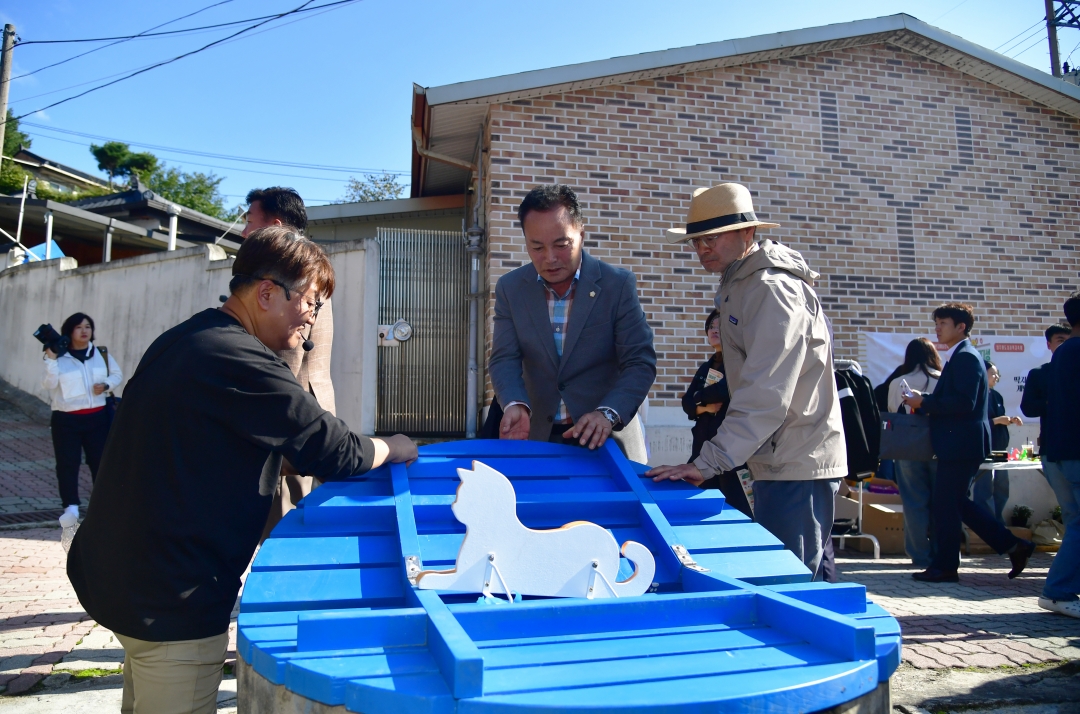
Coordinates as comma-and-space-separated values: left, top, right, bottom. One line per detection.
67, 309, 376, 642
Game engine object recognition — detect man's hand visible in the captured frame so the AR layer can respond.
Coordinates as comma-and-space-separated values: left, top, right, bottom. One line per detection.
646, 463, 707, 486
565, 411, 613, 450
902, 391, 924, 410
92, 383, 107, 396
500, 404, 531, 440
371, 434, 418, 468
696, 402, 723, 415
1010, 415, 1024, 426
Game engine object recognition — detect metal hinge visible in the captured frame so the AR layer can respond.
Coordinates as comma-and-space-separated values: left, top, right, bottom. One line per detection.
671, 544, 710, 573
405, 555, 422, 586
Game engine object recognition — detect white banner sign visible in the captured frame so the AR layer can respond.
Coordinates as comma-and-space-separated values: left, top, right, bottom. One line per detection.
863, 332, 1051, 422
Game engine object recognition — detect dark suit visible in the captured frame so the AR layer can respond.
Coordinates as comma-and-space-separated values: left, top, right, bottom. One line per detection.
920, 339, 1018, 572
489, 251, 656, 448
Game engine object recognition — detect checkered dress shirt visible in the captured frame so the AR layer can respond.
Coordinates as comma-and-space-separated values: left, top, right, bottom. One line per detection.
540, 269, 579, 424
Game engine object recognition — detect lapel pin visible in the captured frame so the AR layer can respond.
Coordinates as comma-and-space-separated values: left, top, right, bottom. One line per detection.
589, 291, 596, 297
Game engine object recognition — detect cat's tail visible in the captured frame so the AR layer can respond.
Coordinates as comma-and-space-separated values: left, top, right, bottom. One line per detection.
612, 540, 656, 597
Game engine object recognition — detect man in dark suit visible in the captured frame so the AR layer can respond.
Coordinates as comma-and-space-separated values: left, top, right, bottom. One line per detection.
904, 303, 1035, 582
1020, 323, 1071, 433
489, 185, 655, 458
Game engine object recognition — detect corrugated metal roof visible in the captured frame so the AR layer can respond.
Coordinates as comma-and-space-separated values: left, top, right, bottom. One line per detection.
413, 13, 1080, 196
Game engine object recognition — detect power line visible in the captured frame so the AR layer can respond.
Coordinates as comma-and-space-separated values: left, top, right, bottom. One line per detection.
27, 130, 400, 183
6, 0, 237, 83
994, 20, 1044, 52
6, 0, 363, 126
1000, 25, 1048, 56
14, 1, 344, 45
22, 122, 409, 174
1009, 31, 1049, 59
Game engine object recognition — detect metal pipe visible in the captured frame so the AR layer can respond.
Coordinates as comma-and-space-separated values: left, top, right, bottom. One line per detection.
0, 223, 39, 260
0, 25, 15, 162
464, 125, 485, 438
103, 220, 114, 263
44, 210, 53, 259
412, 126, 477, 173
167, 204, 181, 251
15, 175, 28, 246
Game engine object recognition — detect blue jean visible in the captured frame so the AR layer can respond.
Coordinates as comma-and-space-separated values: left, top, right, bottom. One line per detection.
753, 478, 840, 581
971, 469, 1010, 527
895, 459, 937, 569
1042, 461, 1080, 602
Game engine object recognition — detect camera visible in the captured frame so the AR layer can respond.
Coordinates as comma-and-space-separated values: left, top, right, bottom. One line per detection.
34, 324, 71, 358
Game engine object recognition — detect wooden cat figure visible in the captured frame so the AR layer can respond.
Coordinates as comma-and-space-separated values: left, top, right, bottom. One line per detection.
415, 460, 655, 599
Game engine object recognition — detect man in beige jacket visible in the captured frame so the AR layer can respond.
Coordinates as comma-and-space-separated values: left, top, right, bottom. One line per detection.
648, 183, 846, 580
241, 187, 337, 540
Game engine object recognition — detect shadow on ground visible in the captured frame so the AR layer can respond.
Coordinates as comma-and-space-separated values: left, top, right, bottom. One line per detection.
893, 660, 1080, 711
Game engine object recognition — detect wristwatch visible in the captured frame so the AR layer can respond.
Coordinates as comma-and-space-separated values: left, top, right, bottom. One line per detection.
596, 407, 620, 427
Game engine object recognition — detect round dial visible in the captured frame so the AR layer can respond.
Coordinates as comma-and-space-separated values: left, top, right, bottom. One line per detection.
392, 320, 413, 342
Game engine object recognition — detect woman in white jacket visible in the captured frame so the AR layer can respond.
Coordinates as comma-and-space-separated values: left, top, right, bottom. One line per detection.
42, 313, 122, 522
884, 337, 942, 569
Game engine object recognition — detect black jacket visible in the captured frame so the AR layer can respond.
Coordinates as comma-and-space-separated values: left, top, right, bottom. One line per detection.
68, 309, 376, 642
988, 388, 1010, 452
681, 355, 730, 462
1044, 336, 1080, 461
919, 340, 992, 461
835, 367, 880, 477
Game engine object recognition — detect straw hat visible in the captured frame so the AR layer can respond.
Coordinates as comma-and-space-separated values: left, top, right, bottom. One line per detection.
666, 183, 779, 244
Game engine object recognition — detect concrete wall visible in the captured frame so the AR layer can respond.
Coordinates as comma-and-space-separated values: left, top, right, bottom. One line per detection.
0, 240, 379, 434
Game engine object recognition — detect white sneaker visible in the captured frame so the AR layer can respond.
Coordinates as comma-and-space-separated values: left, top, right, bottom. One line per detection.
58, 505, 79, 528
1038, 597, 1080, 619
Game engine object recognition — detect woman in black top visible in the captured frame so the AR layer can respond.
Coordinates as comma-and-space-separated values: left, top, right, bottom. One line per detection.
681, 310, 753, 519
976, 360, 1023, 525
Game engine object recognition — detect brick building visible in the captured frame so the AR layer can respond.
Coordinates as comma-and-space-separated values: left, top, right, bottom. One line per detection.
406, 14, 1080, 456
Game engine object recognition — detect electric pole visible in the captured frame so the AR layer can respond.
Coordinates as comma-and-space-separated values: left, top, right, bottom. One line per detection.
1046, 1, 1080, 76
0, 24, 15, 157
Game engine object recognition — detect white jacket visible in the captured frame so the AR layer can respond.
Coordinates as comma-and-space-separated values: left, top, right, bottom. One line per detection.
887, 368, 940, 413
42, 344, 123, 412
693, 239, 847, 482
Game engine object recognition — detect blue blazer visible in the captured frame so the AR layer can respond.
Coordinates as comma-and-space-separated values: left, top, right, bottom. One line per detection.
919, 339, 991, 460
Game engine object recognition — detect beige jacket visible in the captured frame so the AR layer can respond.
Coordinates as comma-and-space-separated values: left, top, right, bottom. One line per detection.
693, 240, 847, 482
276, 296, 336, 416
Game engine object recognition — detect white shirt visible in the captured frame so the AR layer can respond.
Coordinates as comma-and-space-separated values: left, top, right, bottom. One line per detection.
42, 344, 123, 412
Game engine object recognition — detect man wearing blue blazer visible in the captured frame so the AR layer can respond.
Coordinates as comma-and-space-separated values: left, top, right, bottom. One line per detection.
489, 185, 655, 459
904, 303, 1035, 582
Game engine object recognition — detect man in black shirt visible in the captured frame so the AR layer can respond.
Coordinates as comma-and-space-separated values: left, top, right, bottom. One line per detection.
67, 227, 416, 713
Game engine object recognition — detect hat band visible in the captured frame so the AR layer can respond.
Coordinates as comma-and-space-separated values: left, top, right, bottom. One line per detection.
686, 211, 758, 234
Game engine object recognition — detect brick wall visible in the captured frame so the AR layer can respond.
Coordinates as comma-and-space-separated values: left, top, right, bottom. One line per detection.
482, 42, 1080, 408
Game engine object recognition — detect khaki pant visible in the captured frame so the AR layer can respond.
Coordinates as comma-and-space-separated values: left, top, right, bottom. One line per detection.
117, 632, 228, 714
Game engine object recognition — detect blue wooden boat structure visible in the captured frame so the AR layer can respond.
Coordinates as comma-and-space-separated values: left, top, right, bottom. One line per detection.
238, 440, 901, 713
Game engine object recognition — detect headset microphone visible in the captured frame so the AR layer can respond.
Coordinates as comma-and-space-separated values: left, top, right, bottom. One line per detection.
302, 324, 315, 352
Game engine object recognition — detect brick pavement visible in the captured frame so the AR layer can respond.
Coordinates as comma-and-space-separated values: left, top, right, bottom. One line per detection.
837, 551, 1080, 669
0, 399, 92, 509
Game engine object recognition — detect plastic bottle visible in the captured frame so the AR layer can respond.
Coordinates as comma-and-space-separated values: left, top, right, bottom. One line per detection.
1023, 441, 1035, 460
59, 511, 79, 552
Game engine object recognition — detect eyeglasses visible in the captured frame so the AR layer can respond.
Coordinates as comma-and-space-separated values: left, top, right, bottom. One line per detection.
687, 235, 721, 251
235, 274, 322, 317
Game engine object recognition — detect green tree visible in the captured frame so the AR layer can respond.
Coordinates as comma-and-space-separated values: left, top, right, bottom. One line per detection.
124, 151, 159, 182
145, 166, 229, 219
90, 141, 132, 188
340, 172, 406, 203
3, 109, 32, 157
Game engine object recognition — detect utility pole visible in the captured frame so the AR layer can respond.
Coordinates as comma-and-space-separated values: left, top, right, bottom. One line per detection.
0, 24, 15, 157
1046, 1, 1080, 77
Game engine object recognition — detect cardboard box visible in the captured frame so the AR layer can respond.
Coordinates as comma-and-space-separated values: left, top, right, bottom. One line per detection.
835, 499, 906, 555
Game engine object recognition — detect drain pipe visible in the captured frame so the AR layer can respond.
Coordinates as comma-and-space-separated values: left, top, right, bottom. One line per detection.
464, 131, 485, 438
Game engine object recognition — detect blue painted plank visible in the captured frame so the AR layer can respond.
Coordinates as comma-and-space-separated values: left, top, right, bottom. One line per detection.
414, 588, 484, 699
417, 440, 586, 457
457, 660, 878, 714
296, 608, 427, 652
345, 672, 455, 714
481, 626, 803, 669
264, 509, 396, 537
242, 566, 404, 611
480, 641, 845, 695
285, 650, 440, 705
303, 495, 397, 525
692, 550, 812, 585
407, 457, 612, 479
252, 535, 399, 570
252, 642, 428, 685
410, 476, 620, 494
237, 607, 373, 627
765, 582, 869, 615
451, 591, 757, 643
673, 523, 785, 553
755, 590, 877, 662
475, 622, 737, 649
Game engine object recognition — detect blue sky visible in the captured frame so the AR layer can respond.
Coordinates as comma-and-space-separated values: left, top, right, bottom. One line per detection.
3, 0, 1075, 208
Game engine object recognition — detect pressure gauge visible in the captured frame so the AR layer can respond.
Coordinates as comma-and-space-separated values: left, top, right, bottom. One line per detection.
392, 319, 413, 342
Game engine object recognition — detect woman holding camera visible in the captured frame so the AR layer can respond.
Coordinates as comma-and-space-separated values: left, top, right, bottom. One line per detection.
41, 313, 122, 523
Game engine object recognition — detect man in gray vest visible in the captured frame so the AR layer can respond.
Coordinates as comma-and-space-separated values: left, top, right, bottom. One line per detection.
648, 183, 846, 580
489, 184, 655, 459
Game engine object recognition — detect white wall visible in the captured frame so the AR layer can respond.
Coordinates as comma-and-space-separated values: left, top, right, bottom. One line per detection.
0, 240, 379, 434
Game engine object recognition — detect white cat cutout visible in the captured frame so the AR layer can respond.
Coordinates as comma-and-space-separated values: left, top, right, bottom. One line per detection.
415, 461, 656, 599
